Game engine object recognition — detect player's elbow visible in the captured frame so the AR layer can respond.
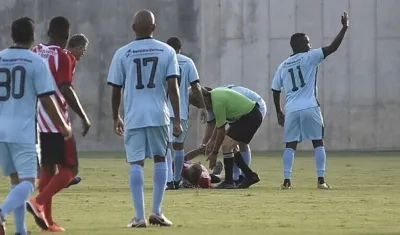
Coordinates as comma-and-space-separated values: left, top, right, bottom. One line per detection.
59, 84, 74, 99
39, 95, 56, 110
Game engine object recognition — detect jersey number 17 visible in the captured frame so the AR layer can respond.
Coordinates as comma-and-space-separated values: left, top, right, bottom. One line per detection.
134, 57, 158, 89
288, 65, 305, 92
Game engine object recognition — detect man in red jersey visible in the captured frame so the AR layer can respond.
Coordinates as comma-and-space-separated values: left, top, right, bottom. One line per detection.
27, 17, 91, 233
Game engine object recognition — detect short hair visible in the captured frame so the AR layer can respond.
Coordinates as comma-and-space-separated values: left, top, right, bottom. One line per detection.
68, 34, 89, 48
290, 33, 306, 50
11, 17, 35, 44
186, 163, 202, 186
167, 37, 182, 51
48, 16, 70, 39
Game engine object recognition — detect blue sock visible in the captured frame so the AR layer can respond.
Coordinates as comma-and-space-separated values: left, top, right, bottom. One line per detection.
11, 184, 27, 235
166, 148, 173, 182
240, 151, 251, 176
314, 146, 326, 177
283, 148, 295, 179
129, 165, 145, 221
233, 164, 241, 181
153, 162, 167, 216
173, 149, 185, 182
0, 181, 34, 218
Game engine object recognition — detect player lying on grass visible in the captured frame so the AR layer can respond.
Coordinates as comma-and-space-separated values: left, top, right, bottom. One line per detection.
189, 86, 261, 189
271, 12, 349, 190
165, 36, 207, 190
201, 85, 266, 185
0, 17, 72, 235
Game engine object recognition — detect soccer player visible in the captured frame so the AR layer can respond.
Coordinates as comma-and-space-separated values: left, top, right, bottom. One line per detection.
271, 12, 349, 189
64, 33, 90, 188
107, 9, 182, 228
27, 16, 91, 232
200, 85, 266, 185
190, 87, 261, 189
165, 36, 207, 190
0, 17, 72, 235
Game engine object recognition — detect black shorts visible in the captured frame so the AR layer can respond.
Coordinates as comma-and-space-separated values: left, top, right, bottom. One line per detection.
39, 133, 78, 167
227, 104, 263, 144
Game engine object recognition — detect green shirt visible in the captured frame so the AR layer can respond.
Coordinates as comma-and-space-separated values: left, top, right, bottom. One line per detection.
211, 88, 256, 128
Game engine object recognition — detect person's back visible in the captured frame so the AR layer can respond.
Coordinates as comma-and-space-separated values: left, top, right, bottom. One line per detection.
109, 38, 177, 129
273, 49, 323, 114
0, 48, 51, 143
224, 84, 267, 118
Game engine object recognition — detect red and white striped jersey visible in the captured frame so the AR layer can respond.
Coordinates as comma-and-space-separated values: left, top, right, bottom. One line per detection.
33, 43, 74, 133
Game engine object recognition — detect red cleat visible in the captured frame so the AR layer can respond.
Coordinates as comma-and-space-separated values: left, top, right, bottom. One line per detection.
26, 198, 49, 230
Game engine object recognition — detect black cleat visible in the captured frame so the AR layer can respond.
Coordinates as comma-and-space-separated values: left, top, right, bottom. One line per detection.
166, 182, 175, 190
65, 176, 81, 188
214, 181, 236, 189
281, 179, 292, 189
234, 175, 245, 186
236, 173, 260, 189
173, 180, 181, 189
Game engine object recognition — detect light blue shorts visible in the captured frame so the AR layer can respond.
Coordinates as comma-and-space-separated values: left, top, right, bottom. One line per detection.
169, 118, 189, 144
124, 126, 169, 163
0, 142, 38, 178
284, 107, 324, 143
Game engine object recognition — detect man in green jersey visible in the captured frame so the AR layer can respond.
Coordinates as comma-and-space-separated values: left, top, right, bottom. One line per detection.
189, 87, 261, 189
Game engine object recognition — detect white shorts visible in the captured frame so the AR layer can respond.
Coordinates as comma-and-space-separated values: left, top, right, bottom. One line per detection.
284, 107, 324, 143
169, 118, 189, 144
124, 126, 169, 163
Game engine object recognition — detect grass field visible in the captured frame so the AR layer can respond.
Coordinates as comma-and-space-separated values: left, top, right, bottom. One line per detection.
1, 151, 400, 235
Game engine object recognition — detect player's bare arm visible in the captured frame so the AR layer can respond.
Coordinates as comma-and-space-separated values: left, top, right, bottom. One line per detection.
206, 125, 225, 169
39, 95, 72, 139
202, 120, 216, 145
205, 126, 217, 155
322, 12, 349, 58
111, 86, 124, 136
190, 82, 208, 123
167, 77, 183, 137
272, 90, 285, 127
59, 84, 91, 136
185, 147, 206, 161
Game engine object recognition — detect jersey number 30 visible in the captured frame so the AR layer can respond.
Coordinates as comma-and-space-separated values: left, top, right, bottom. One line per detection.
0, 66, 26, 101
134, 57, 158, 89
288, 66, 305, 91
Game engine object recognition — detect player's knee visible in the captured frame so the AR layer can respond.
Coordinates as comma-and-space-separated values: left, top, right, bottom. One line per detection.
130, 160, 145, 167
173, 142, 184, 150
221, 139, 238, 153
285, 141, 298, 150
18, 177, 36, 185
154, 156, 166, 163
238, 143, 250, 152
41, 164, 56, 175
312, 139, 324, 148
9, 172, 20, 185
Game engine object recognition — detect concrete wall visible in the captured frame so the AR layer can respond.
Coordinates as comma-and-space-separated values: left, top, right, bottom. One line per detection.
1, 0, 400, 151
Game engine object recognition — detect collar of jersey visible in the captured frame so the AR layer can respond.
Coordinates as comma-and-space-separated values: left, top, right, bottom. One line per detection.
9, 46, 30, 50
135, 37, 153, 41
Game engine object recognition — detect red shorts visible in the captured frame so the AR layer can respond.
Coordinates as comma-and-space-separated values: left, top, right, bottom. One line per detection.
39, 133, 78, 167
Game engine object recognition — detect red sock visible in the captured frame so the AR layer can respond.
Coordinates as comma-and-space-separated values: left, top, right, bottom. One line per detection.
44, 198, 53, 225
39, 168, 54, 193
36, 167, 75, 205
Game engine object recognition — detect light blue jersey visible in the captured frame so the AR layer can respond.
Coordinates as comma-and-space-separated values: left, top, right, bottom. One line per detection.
207, 85, 267, 122
168, 54, 199, 120
107, 38, 180, 129
0, 48, 55, 144
271, 48, 324, 114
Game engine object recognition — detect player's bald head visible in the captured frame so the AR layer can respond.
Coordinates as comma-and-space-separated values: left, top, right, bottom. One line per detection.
132, 9, 156, 37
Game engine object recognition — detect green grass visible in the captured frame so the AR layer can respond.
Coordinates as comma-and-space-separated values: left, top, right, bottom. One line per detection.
1, 151, 400, 235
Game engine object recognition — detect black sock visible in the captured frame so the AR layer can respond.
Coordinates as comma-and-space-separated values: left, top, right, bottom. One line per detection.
234, 152, 254, 177
223, 157, 234, 184
318, 177, 325, 184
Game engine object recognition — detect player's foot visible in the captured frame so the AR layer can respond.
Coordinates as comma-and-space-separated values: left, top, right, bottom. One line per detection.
41, 222, 65, 232
165, 182, 175, 190
281, 179, 292, 189
212, 161, 223, 175
65, 176, 81, 188
149, 213, 172, 227
234, 175, 245, 186
317, 177, 332, 189
236, 173, 260, 189
214, 181, 236, 189
0, 210, 6, 235
127, 218, 147, 228
15, 232, 31, 235
26, 198, 49, 230
173, 180, 181, 189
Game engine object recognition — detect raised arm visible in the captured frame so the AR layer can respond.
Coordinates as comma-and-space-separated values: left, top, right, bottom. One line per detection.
322, 12, 349, 58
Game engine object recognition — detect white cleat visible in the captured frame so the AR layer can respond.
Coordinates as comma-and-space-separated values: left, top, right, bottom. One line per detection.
317, 182, 332, 190
149, 213, 172, 227
127, 218, 147, 228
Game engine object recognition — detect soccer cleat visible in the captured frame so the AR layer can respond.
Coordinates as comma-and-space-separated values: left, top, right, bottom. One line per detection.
149, 213, 172, 227
15, 232, 31, 235
173, 180, 181, 189
26, 198, 49, 230
0, 210, 6, 235
214, 181, 236, 189
127, 218, 147, 228
281, 179, 292, 190
212, 161, 223, 175
236, 173, 260, 189
65, 176, 82, 188
165, 182, 175, 190
234, 175, 245, 186
317, 182, 332, 190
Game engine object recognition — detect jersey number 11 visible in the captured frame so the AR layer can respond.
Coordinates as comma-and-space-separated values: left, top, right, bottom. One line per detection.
288, 66, 305, 92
